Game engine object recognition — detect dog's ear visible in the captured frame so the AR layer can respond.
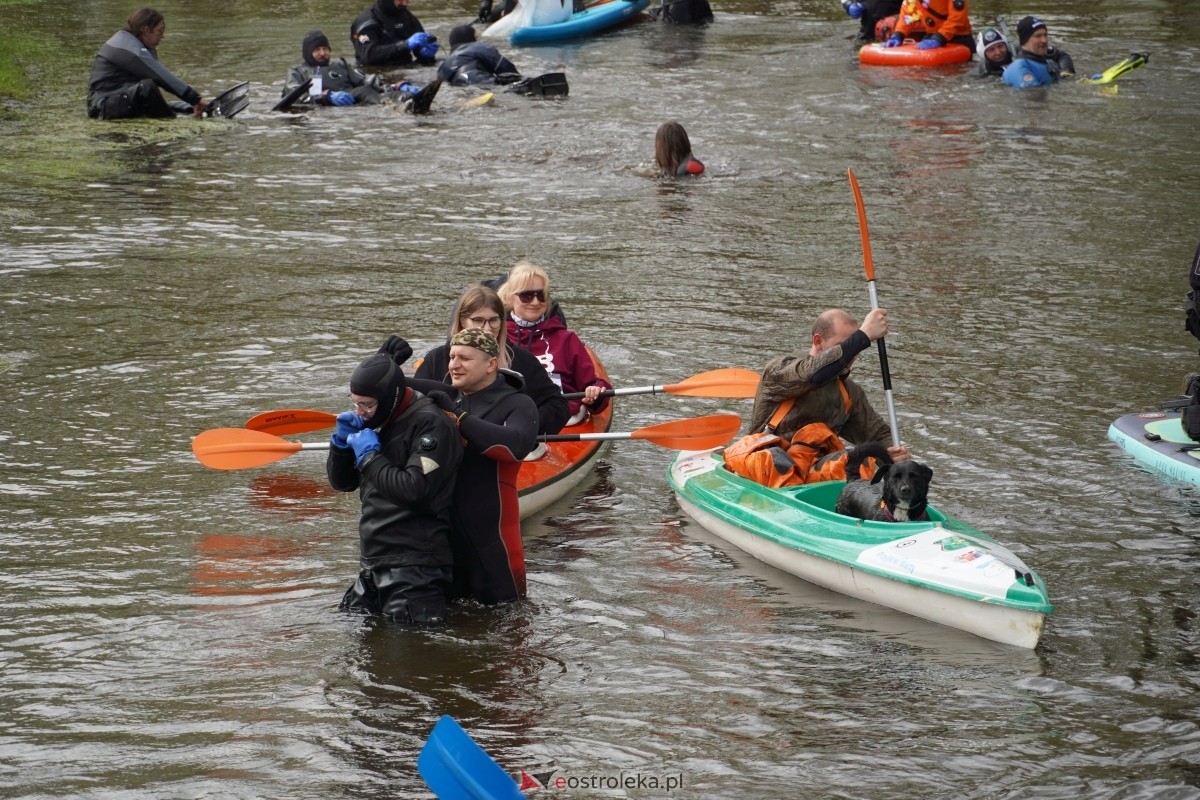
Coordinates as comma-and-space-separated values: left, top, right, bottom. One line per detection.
870, 464, 891, 485
919, 464, 933, 482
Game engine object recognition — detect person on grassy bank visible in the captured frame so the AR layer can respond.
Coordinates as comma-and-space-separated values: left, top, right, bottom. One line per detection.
87, 7, 210, 120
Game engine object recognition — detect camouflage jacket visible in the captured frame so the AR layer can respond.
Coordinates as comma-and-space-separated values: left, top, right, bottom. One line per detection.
748, 341, 891, 446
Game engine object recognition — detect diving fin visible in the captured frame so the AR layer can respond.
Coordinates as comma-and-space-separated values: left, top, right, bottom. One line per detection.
1084, 52, 1148, 84
206, 81, 250, 118
507, 72, 569, 98
404, 78, 442, 114
273, 78, 313, 112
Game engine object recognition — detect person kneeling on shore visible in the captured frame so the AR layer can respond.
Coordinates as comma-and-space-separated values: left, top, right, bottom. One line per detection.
87, 7, 210, 120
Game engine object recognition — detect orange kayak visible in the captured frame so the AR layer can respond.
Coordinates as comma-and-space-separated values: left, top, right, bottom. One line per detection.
518, 347, 612, 518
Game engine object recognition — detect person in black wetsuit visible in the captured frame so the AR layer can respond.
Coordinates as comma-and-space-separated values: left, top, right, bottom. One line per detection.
406, 284, 570, 436
840, 0, 901, 44
972, 27, 1012, 77
284, 30, 435, 108
286, 30, 386, 106
437, 24, 521, 86
425, 329, 539, 605
87, 7, 210, 119
351, 0, 439, 68
327, 352, 462, 626
648, 0, 714, 25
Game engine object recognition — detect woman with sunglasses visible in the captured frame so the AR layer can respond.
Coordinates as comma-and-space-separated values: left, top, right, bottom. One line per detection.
408, 283, 570, 436
498, 261, 612, 425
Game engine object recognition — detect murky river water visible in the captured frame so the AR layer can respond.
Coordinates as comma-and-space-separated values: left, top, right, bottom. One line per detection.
2, 0, 1199, 797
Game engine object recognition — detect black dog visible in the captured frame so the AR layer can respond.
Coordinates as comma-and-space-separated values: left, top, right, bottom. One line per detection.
834, 443, 933, 522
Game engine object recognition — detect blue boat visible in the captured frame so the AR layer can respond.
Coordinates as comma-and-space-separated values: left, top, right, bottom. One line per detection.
484, 0, 650, 46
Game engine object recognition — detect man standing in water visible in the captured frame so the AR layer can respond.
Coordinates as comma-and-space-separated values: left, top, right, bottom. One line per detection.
327, 350, 462, 626
88, 7, 210, 119
426, 329, 539, 605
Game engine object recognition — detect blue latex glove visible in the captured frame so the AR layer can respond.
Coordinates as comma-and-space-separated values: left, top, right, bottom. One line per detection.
394, 81, 420, 97
328, 91, 355, 106
406, 32, 431, 50
846, 2, 864, 19
417, 42, 440, 61
331, 410, 364, 449
347, 429, 381, 466
884, 33, 904, 47
917, 37, 943, 50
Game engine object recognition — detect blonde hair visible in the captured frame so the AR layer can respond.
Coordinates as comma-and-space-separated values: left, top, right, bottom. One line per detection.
447, 284, 511, 370
497, 260, 552, 311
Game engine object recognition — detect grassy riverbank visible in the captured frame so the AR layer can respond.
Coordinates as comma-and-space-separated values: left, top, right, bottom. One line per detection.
0, 0, 52, 111
0, 31, 48, 105
0, 1, 217, 198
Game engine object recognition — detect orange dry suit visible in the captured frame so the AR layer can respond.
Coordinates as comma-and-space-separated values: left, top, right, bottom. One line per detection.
724, 387, 882, 488
895, 0, 972, 45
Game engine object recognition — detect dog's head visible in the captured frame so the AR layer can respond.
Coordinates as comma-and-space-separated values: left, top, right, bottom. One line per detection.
872, 460, 933, 508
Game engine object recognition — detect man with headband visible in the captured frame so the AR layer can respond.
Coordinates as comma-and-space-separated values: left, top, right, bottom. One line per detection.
425, 329, 539, 605
327, 348, 462, 626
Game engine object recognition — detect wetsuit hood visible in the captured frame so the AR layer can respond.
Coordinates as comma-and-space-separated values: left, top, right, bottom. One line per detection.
303, 30, 331, 66
376, 0, 406, 20
350, 353, 408, 429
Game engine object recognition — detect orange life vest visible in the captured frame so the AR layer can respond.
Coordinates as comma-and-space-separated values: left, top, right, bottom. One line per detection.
724, 381, 880, 487
895, 0, 972, 42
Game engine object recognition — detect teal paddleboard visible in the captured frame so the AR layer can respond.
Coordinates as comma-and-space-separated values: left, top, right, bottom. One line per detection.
1107, 410, 1200, 487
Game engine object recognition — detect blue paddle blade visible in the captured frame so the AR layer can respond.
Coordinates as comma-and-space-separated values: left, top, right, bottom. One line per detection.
418, 716, 525, 800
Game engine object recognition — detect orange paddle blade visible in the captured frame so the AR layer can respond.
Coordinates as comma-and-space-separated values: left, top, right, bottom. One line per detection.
193, 428, 307, 470
630, 414, 742, 450
663, 368, 761, 398
848, 168, 876, 282
245, 409, 337, 435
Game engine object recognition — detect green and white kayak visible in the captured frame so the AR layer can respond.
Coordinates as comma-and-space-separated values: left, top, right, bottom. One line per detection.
668, 450, 1053, 649
1107, 410, 1200, 487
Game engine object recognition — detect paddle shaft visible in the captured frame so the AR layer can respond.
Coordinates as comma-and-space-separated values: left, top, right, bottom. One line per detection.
560, 368, 759, 401
849, 168, 901, 448
199, 413, 741, 469
245, 370, 759, 433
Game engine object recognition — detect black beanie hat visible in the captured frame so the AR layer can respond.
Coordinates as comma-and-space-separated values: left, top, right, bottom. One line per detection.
1016, 16, 1046, 46
449, 24, 477, 49
350, 353, 406, 429
302, 30, 331, 66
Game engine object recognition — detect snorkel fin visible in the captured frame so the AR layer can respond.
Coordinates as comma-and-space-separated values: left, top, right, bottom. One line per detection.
1084, 52, 1148, 84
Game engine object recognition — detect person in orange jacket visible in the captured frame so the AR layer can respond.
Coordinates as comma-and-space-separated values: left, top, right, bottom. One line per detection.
883, 0, 973, 50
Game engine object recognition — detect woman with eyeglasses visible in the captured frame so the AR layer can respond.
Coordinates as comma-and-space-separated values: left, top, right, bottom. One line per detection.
410, 284, 570, 436
497, 261, 612, 425
88, 7, 211, 119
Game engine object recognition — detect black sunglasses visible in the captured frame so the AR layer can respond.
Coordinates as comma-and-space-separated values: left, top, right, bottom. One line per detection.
516, 289, 546, 303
